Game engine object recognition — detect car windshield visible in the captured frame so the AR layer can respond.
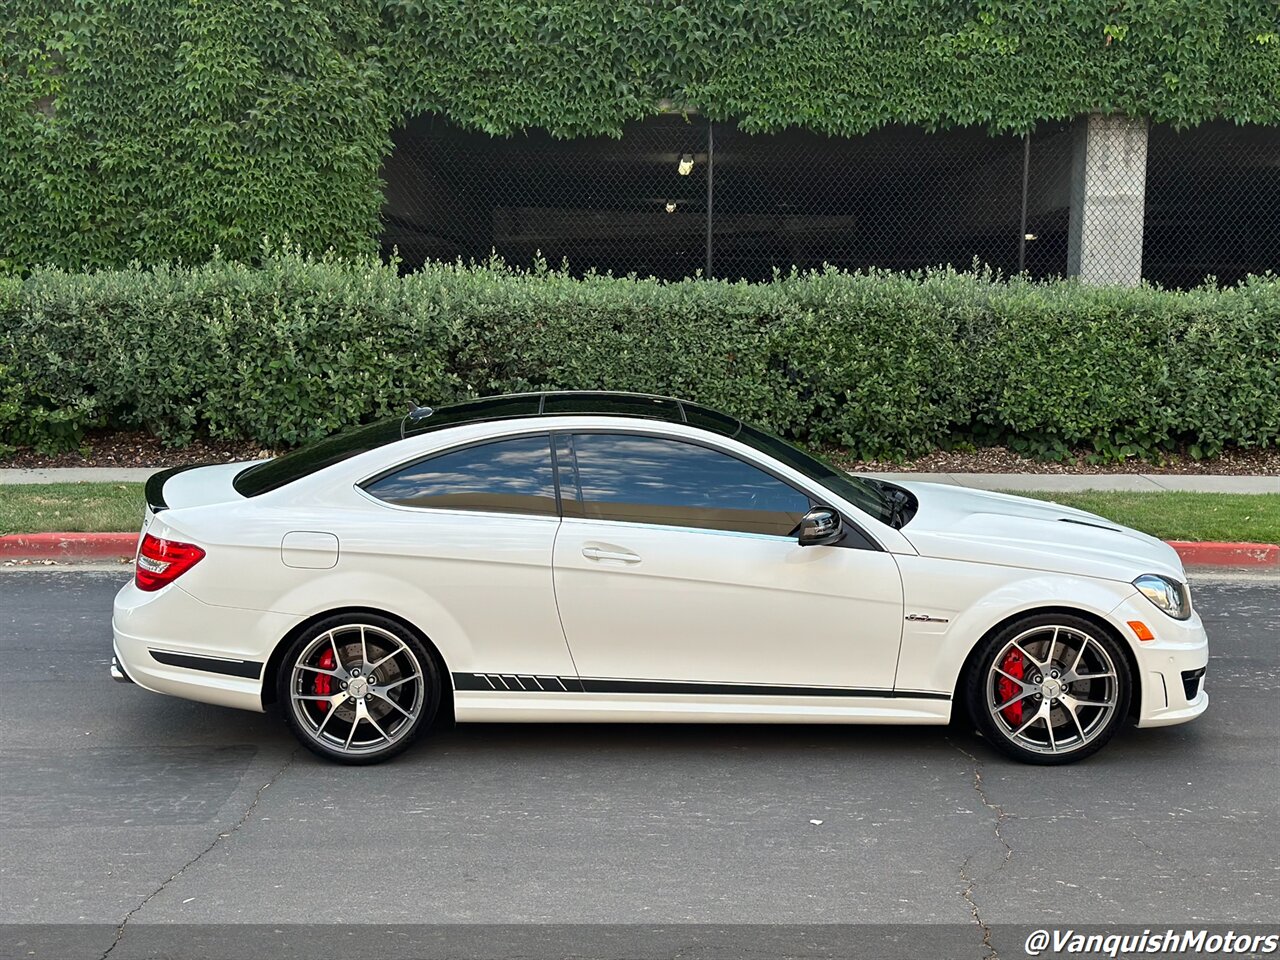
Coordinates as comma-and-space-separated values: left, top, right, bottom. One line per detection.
733, 423, 898, 525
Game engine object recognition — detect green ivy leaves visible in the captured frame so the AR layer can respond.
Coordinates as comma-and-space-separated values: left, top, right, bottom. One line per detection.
2, 1, 1278, 271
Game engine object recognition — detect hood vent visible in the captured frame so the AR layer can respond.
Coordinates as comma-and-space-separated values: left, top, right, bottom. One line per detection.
1058, 517, 1123, 533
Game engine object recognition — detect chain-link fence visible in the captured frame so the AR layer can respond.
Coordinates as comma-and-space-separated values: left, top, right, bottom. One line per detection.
1145, 122, 1280, 287
380, 114, 1280, 286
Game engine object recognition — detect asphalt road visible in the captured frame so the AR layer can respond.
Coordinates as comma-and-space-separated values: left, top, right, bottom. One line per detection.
0, 570, 1276, 959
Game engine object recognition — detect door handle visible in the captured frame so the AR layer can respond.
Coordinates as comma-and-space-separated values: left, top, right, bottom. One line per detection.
582, 546, 641, 563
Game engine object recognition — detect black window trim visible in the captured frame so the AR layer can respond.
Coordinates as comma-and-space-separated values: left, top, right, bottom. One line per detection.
552, 427, 882, 552
551, 433, 581, 507
356, 430, 563, 521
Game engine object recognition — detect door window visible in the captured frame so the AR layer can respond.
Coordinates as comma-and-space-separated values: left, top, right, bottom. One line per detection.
363, 435, 557, 516
562, 433, 810, 536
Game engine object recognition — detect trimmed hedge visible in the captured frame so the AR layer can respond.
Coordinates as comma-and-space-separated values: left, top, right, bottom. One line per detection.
1, 250, 1277, 460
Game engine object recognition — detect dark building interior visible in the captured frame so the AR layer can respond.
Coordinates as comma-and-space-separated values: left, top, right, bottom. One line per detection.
380, 114, 1279, 287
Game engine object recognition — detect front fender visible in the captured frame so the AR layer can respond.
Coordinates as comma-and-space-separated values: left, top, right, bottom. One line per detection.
892, 555, 1139, 698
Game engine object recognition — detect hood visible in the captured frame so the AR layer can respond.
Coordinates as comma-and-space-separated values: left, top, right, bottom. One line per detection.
891, 481, 1185, 583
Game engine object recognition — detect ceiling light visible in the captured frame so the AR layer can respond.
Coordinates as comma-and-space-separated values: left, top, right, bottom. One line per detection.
677, 154, 694, 176
665, 201, 677, 213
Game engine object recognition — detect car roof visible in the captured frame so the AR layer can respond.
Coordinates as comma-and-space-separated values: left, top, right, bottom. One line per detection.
231, 391, 744, 498
404, 391, 744, 439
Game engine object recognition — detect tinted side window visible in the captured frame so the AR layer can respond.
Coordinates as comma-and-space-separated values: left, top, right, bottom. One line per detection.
364, 435, 557, 516
565, 434, 810, 536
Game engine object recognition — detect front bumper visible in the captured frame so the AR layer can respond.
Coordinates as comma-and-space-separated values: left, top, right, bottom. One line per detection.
1110, 592, 1210, 728
112, 579, 297, 713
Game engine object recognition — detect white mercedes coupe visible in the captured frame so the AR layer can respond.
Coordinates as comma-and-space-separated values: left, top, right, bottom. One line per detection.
112, 392, 1208, 765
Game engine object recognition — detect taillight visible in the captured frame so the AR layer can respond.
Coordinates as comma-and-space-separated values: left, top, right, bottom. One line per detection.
135, 534, 206, 592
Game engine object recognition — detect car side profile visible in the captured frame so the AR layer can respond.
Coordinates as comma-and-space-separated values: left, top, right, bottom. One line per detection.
111, 392, 1208, 765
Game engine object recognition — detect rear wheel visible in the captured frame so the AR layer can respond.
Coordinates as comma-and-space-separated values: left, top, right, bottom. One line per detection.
966, 614, 1131, 765
278, 615, 441, 765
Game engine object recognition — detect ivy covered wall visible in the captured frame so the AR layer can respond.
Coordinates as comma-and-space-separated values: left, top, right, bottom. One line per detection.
3, 0, 1278, 272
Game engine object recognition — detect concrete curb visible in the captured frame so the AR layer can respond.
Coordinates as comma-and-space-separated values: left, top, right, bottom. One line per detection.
0, 532, 136, 561
1167, 541, 1280, 568
2, 531, 1276, 569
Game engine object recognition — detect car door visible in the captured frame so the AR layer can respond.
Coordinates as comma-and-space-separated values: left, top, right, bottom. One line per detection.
353, 432, 577, 682
550, 431, 905, 695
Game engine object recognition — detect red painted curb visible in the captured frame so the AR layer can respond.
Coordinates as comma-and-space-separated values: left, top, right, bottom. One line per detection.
2, 532, 1277, 568
1169, 541, 1279, 568
0, 532, 136, 561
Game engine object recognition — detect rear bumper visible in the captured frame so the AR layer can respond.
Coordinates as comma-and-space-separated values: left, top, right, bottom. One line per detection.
112, 579, 297, 713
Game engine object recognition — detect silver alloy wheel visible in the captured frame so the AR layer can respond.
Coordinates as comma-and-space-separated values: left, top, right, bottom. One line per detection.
986, 624, 1119, 756
288, 623, 425, 758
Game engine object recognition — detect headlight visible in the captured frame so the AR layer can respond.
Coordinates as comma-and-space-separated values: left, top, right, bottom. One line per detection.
1134, 574, 1191, 620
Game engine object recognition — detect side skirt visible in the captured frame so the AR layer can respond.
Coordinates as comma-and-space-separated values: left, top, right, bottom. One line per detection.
451, 674, 952, 725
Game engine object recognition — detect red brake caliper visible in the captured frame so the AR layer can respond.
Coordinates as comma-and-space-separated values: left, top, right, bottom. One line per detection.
313, 648, 336, 712
996, 648, 1025, 726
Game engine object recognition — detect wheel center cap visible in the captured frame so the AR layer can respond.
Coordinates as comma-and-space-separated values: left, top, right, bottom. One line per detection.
1041, 678, 1063, 700
348, 676, 369, 699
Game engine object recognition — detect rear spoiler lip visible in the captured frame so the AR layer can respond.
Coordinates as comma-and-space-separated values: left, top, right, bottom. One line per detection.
144, 464, 209, 513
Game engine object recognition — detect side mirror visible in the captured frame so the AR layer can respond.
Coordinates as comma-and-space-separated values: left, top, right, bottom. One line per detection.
798, 506, 843, 546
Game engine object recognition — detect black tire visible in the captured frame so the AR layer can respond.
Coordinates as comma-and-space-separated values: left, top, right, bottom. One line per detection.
965, 613, 1132, 765
277, 614, 443, 765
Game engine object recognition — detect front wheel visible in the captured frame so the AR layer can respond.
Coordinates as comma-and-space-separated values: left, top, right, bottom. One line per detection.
278, 615, 442, 764
966, 614, 1132, 765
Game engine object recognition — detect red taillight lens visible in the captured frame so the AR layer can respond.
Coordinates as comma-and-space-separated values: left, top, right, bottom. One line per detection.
135, 534, 206, 592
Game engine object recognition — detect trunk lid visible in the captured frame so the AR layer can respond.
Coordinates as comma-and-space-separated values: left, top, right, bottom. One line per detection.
144, 462, 254, 512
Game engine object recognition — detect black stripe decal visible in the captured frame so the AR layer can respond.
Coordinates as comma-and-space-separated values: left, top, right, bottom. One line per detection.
451, 673, 948, 700
149, 649, 263, 679
454, 673, 586, 692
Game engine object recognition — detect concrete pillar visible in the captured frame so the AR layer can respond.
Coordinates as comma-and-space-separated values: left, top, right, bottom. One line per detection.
1066, 114, 1149, 285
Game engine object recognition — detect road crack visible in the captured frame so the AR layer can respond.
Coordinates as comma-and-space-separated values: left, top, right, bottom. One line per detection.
99, 748, 300, 960
949, 738, 1014, 960
1128, 825, 1166, 859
